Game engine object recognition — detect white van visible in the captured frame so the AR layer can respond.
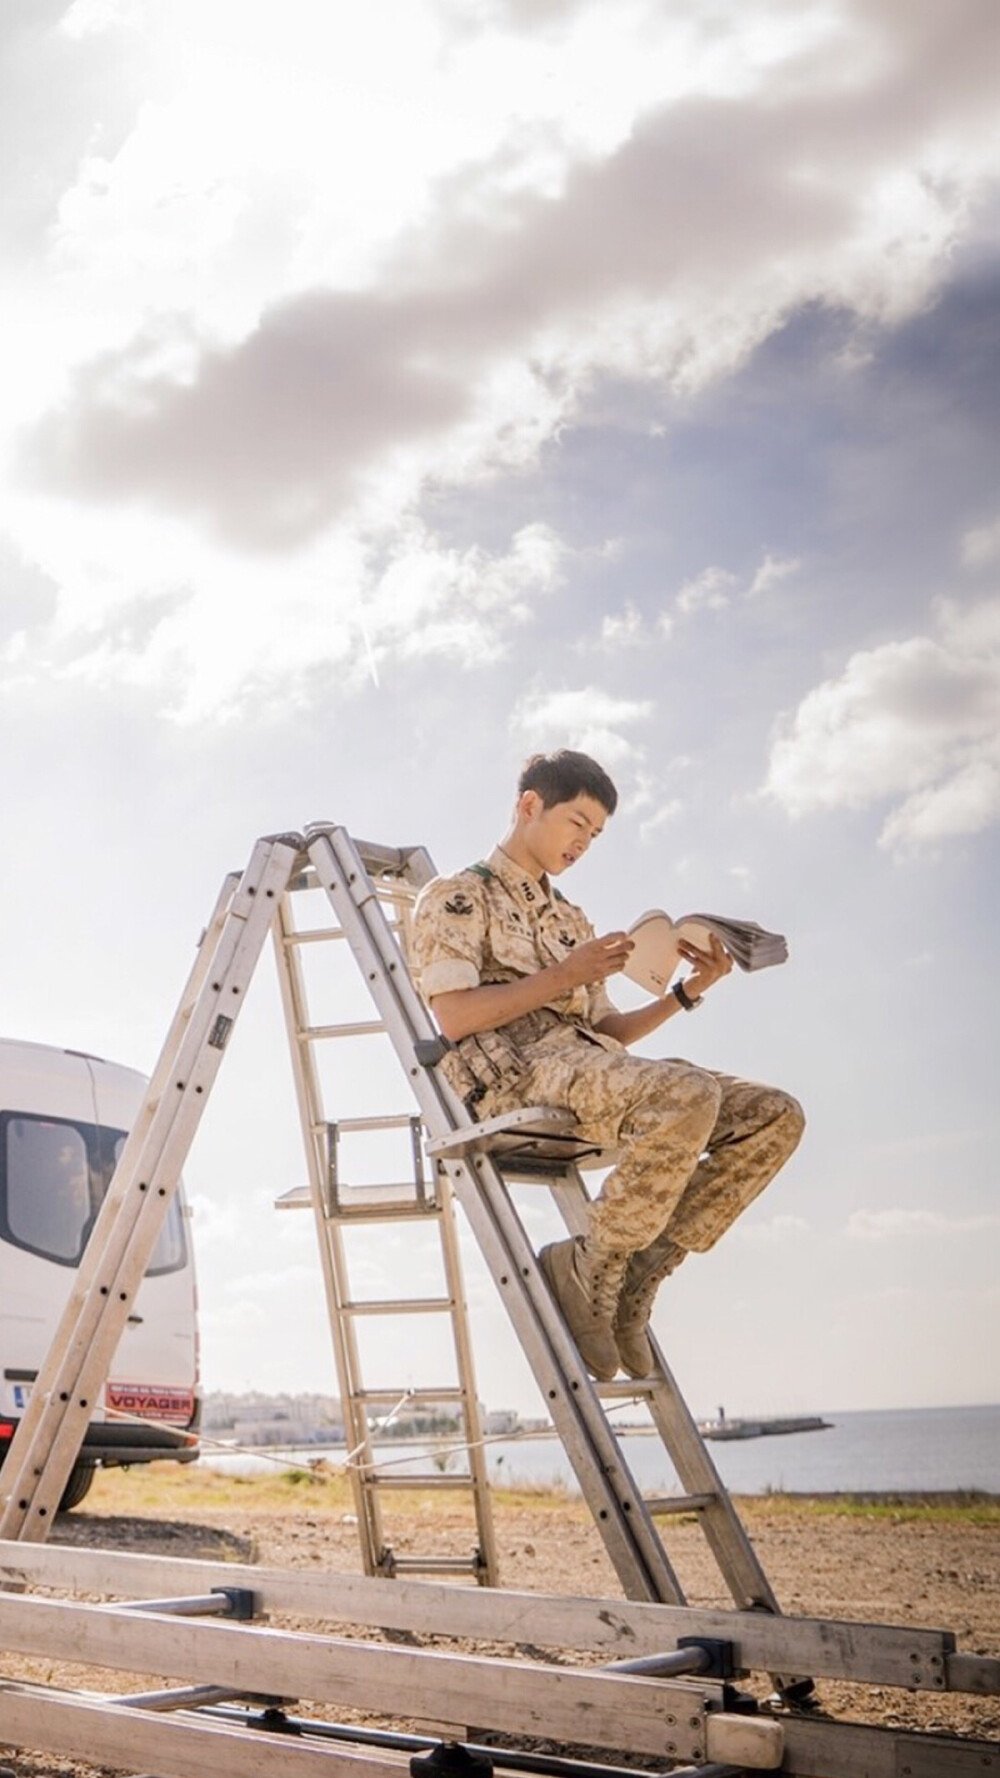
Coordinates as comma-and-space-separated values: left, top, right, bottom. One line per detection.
0, 1038, 200, 1510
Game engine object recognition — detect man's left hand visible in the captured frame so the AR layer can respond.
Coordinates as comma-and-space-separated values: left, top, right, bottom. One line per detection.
677, 930, 733, 997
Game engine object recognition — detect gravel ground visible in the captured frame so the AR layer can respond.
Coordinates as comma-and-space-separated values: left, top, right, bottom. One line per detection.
1, 1488, 998, 1776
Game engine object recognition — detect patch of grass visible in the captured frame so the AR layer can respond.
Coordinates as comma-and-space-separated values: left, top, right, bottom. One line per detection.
84, 1459, 357, 1516
71, 1467, 1000, 1530
742, 1490, 1000, 1527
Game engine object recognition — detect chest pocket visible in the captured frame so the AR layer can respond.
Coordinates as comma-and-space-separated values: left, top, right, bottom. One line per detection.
535, 908, 582, 969
486, 902, 542, 976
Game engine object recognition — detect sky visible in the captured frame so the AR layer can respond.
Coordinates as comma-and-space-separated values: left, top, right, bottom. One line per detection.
1, 0, 998, 1425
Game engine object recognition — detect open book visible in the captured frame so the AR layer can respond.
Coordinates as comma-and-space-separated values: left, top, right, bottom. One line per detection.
623, 910, 788, 997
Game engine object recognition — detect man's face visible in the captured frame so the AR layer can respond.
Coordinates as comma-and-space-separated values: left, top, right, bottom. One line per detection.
520, 791, 608, 876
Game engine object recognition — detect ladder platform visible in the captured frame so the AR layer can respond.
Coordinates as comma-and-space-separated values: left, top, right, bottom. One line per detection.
426, 1105, 612, 1167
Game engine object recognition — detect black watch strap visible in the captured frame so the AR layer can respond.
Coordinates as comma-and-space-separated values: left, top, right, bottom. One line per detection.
672, 979, 703, 1012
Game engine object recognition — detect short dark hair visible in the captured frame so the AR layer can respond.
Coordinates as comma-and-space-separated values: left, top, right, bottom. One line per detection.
518, 749, 618, 815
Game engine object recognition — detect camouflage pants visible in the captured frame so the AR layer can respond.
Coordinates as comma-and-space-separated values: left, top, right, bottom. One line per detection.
503, 1028, 804, 1257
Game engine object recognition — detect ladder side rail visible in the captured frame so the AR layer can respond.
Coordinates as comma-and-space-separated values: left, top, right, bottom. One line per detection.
429, 1168, 501, 1585
0, 837, 301, 1541
138, 871, 243, 1111
271, 896, 388, 1574
544, 1175, 782, 1614
307, 830, 685, 1604
641, 1337, 781, 1614
442, 1149, 684, 1603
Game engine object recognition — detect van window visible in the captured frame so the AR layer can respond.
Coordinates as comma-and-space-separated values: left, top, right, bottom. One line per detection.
0, 1112, 186, 1274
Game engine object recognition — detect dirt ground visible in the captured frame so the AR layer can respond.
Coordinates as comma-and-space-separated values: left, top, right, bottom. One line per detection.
1, 1474, 998, 1776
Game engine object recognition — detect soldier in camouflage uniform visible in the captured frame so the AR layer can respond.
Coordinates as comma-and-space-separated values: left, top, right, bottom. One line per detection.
411, 750, 804, 1381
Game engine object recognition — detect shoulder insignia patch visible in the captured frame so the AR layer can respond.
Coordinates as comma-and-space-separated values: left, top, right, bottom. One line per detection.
443, 892, 476, 917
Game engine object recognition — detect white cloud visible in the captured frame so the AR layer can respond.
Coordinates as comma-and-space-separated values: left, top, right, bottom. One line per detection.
511, 685, 653, 764
599, 603, 644, 647
847, 1209, 1000, 1240
0, 516, 567, 722
960, 512, 1000, 568
675, 566, 736, 615
734, 1213, 810, 1246
762, 596, 1000, 853
638, 799, 684, 840
2, 0, 999, 721
748, 552, 802, 596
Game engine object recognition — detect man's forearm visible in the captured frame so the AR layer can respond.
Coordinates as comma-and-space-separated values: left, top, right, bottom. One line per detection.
431, 968, 570, 1041
594, 996, 681, 1047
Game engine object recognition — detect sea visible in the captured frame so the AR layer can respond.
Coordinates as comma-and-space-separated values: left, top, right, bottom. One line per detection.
203, 1401, 999, 1496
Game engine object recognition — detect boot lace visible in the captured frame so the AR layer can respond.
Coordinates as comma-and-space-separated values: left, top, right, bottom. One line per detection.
589, 1255, 627, 1323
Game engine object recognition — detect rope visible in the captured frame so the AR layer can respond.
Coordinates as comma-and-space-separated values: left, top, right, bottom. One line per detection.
96, 1395, 650, 1480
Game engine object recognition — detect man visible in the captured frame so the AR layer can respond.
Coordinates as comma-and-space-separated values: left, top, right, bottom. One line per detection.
411, 749, 804, 1382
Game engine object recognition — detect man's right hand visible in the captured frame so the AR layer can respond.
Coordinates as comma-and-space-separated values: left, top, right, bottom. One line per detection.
557, 931, 634, 987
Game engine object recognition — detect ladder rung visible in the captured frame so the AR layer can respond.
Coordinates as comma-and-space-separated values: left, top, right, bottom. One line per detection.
356, 1387, 465, 1404
298, 1021, 385, 1040
283, 927, 345, 945
311, 1114, 417, 1134
336, 1187, 438, 1217
645, 1493, 716, 1516
332, 1202, 442, 1223
332, 1182, 434, 1206
344, 1297, 454, 1316
594, 1379, 658, 1399
275, 1185, 439, 1217
361, 1472, 474, 1491
382, 1557, 484, 1575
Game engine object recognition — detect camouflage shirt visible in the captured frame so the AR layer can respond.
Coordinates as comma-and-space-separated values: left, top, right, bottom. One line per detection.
411, 844, 618, 1039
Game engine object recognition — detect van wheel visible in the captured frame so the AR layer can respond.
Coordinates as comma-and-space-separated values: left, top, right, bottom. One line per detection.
59, 1462, 96, 1512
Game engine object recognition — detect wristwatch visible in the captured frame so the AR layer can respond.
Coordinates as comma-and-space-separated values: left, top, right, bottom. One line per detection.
672, 980, 703, 1012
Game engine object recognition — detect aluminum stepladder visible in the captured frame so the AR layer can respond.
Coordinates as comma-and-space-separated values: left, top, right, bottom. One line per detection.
270, 837, 500, 1585
302, 824, 790, 1635
0, 819, 790, 1670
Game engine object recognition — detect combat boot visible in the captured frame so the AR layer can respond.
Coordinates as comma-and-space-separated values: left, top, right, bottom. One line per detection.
613, 1238, 685, 1378
538, 1236, 628, 1381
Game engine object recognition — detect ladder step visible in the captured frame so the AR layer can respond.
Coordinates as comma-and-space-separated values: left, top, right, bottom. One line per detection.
593, 1379, 658, 1399
344, 1297, 454, 1316
381, 1556, 485, 1576
298, 1021, 385, 1040
310, 1114, 417, 1134
645, 1493, 716, 1516
282, 927, 346, 945
356, 1387, 465, 1405
273, 1185, 439, 1219
333, 1183, 436, 1210
361, 1472, 474, 1491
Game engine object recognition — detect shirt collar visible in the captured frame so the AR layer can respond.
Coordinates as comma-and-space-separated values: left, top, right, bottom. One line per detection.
487, 844, 553, 910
